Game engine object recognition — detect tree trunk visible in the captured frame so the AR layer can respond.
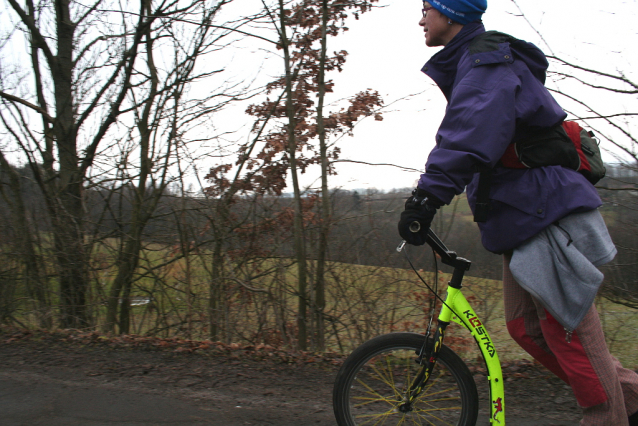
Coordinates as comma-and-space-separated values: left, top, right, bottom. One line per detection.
313, 0, 330, 352
0, 157, 52, 328
105, 232, 143, 333
49, 0, 88, 328
279, 0, 308, 351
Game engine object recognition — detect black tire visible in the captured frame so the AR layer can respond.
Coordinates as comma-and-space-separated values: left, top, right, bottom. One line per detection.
333, 332, 479, 426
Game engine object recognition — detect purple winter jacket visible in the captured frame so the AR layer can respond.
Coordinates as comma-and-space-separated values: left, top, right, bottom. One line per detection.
417, 22, 601, 254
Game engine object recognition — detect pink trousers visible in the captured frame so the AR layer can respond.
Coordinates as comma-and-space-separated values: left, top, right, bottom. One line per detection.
503, 253, 638, 425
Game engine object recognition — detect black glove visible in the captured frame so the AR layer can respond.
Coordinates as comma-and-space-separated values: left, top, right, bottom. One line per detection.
398, 188, 440, 246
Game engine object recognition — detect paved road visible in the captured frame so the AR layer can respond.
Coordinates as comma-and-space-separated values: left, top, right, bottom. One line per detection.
0, 371, 579, 426
1, 374, 240, 425
0, 370, 334, 426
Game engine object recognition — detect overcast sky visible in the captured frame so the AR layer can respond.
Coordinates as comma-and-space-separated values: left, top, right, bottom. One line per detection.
208, 0, 638, 193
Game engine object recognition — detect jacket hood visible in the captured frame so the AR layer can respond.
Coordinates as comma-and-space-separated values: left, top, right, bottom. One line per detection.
507, 38, 549, 84
422, 25, 550, 94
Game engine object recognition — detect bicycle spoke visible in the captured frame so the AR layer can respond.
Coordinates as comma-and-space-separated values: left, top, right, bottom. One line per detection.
353, 377, 400, 408
352, 353, 461, 425
334, 333, 478, 426
353, 408, 399, 425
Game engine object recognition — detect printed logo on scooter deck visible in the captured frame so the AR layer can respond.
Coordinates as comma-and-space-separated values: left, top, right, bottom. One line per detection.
462, 310, 495, 358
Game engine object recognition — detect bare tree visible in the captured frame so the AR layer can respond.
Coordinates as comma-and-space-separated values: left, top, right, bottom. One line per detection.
0, 0, 161, 327
0, 162, 51, 327
100, 0, 245, 334
201, 0, 383, 349
0, 0, 258, 329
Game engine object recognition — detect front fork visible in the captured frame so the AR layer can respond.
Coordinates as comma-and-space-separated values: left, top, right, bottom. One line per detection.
403, 321, 450, 407
405, 287, 506, 425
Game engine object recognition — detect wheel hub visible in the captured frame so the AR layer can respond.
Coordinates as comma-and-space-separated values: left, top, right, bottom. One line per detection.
398, 402, 413, 413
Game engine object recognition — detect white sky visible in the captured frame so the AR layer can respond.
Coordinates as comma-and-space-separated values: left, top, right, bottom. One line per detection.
1, 0, 634, 198
2, 0, 635, 194
205, 0, 638, 193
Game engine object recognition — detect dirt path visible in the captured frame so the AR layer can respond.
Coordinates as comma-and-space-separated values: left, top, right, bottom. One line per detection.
0, 329, 584, 425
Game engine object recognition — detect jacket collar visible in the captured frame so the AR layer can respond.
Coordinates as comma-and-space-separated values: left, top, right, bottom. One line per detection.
421, 22, 485, 99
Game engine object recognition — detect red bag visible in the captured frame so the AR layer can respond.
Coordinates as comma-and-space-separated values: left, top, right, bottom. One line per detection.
500, 121, 605, 184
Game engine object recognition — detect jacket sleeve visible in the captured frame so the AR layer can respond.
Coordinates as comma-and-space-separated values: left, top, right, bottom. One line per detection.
418, 63, 520, 205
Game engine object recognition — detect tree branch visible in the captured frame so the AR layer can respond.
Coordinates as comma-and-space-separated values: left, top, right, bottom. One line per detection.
6, 0, 56, 64
548, 56, 638, 91
0, 90, 54, 123
331, 159, 422, 173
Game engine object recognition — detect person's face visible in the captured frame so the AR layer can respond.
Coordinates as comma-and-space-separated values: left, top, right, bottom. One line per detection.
419, 2, 460, 47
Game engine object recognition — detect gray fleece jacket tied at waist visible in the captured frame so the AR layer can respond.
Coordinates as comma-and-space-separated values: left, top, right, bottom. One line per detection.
509, 209, 616, 332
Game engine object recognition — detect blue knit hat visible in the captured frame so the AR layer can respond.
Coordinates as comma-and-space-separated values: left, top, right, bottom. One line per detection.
428, 0, 487, 25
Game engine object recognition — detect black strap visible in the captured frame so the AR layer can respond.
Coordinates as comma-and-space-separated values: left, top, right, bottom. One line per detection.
474, 166, 492, 223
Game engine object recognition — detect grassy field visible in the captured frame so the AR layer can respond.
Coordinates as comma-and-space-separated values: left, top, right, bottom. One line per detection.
315, 261, 637, 368
447, 275, 638, 369
7, 241, 636, 369
95, 255, 638, 369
